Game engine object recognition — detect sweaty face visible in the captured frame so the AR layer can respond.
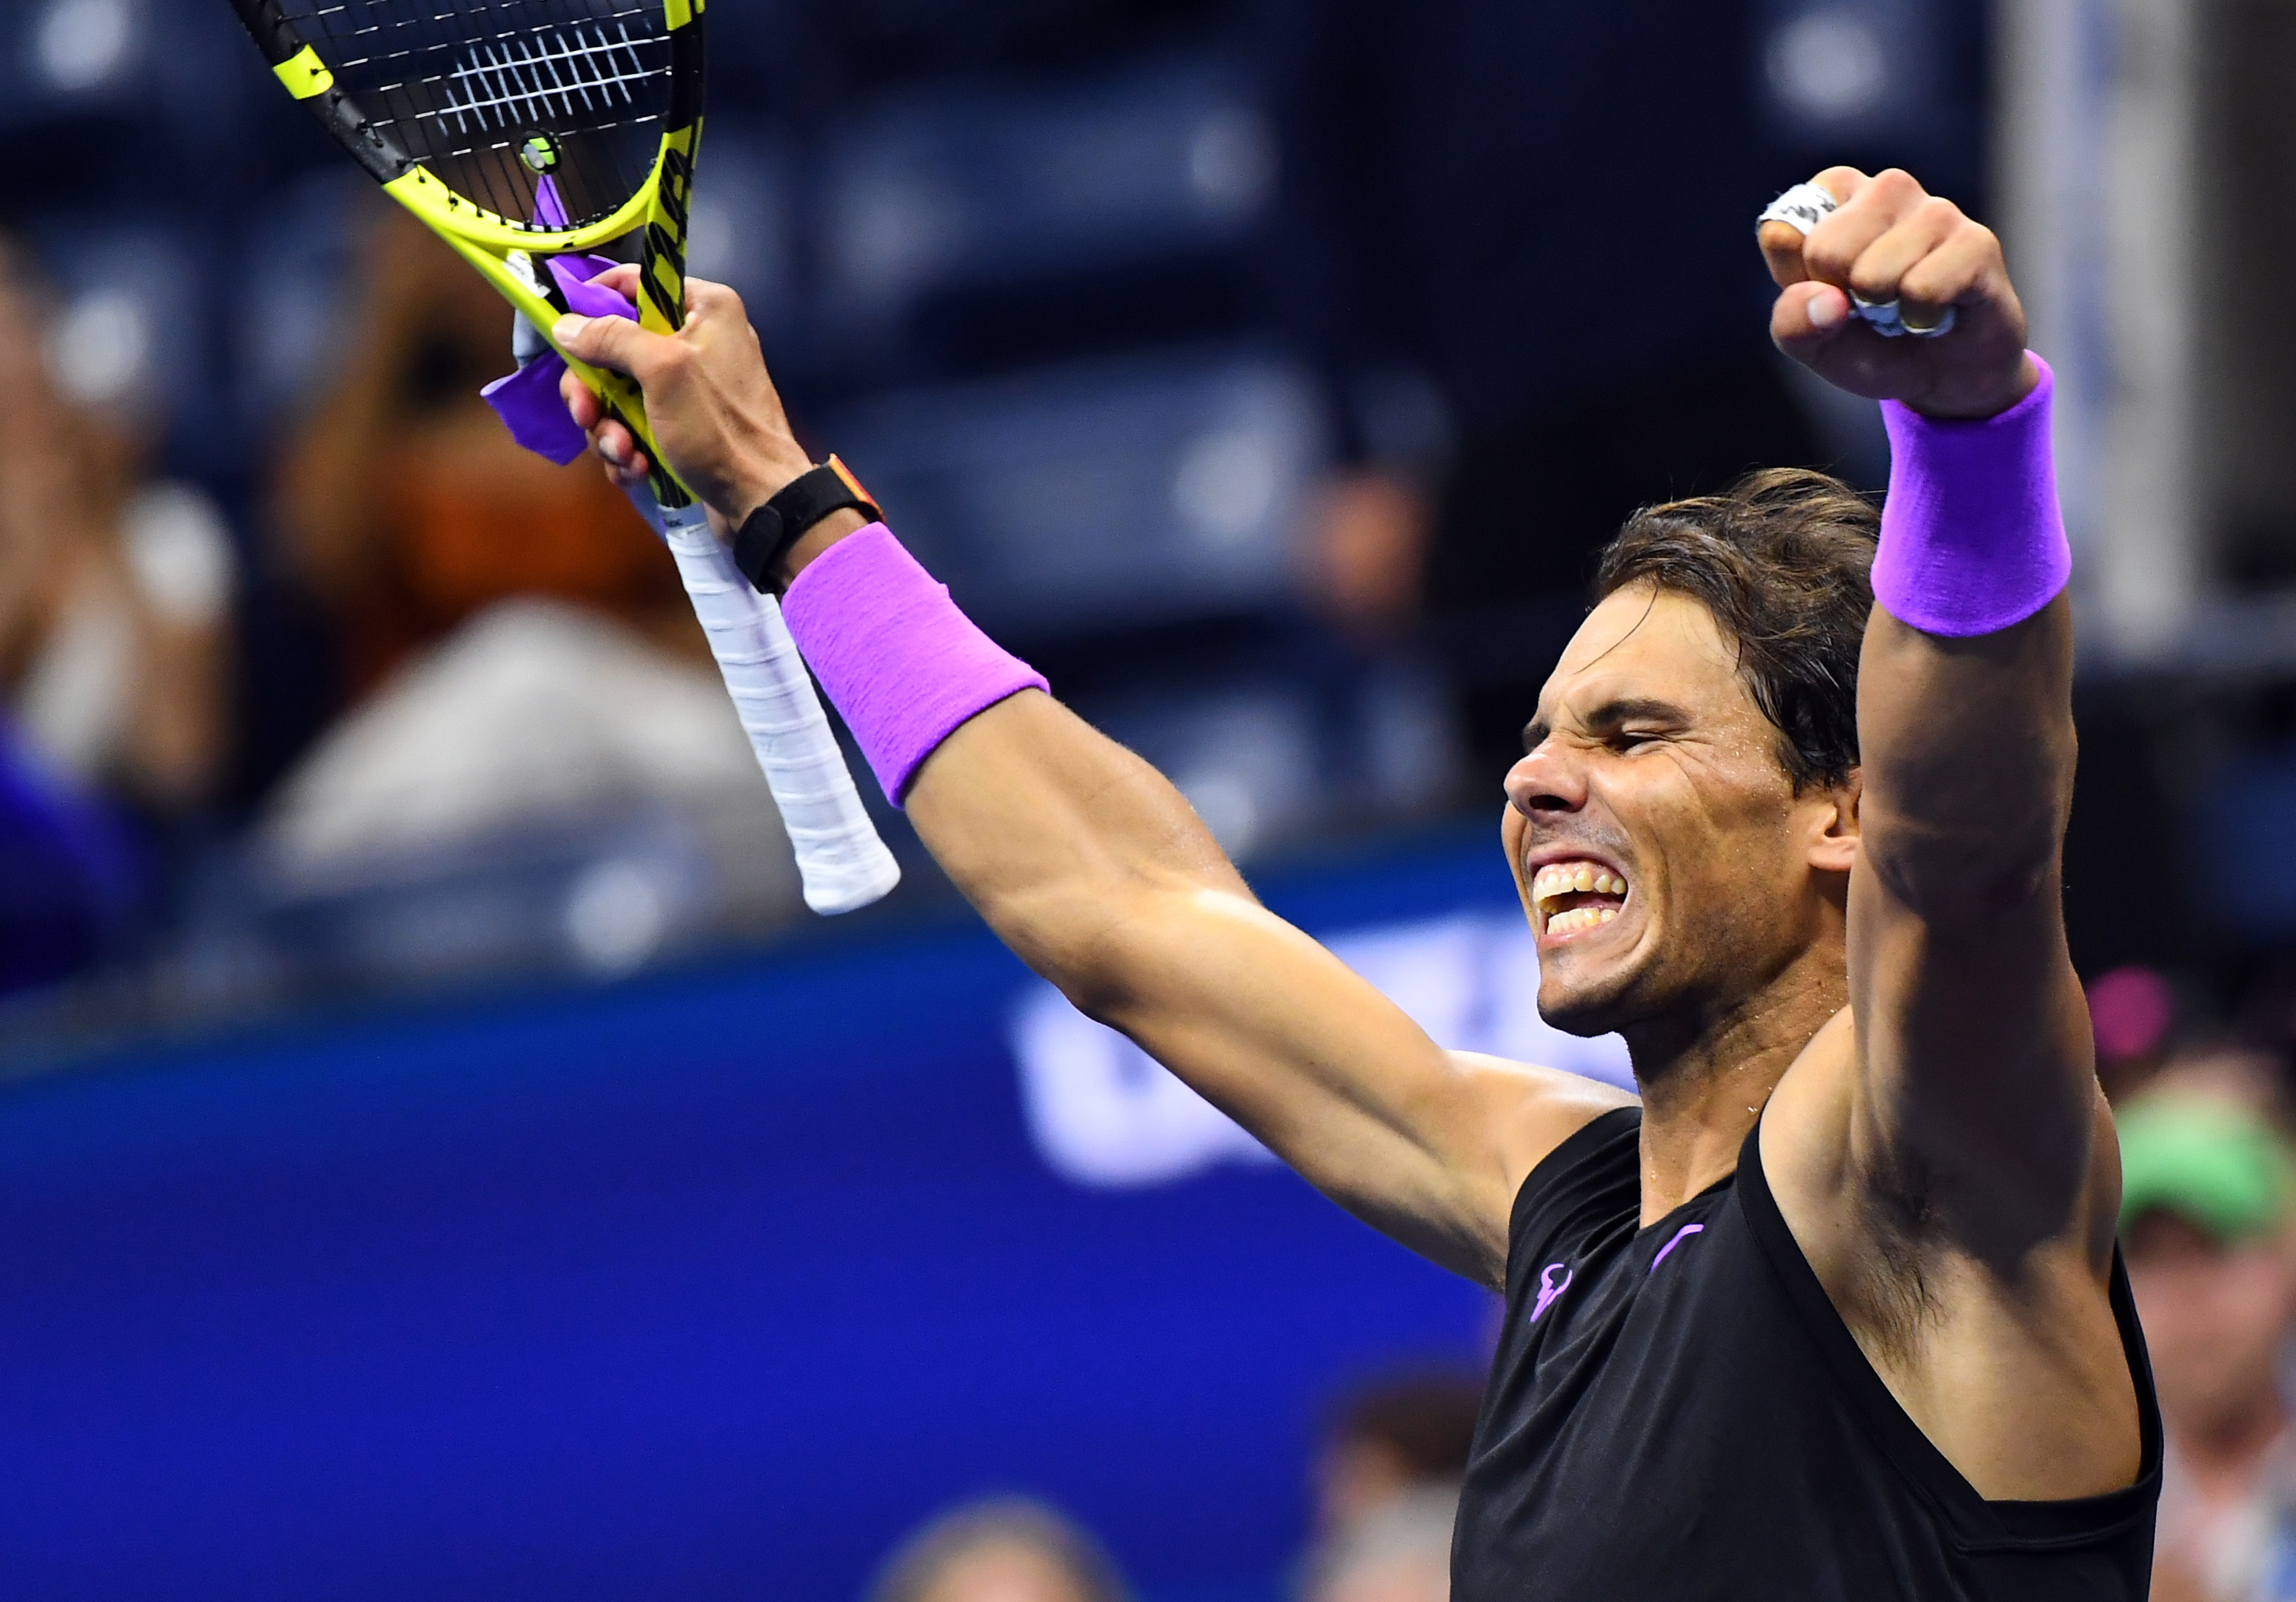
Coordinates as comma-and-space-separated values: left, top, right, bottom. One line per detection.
1501, 584, 1849, 1042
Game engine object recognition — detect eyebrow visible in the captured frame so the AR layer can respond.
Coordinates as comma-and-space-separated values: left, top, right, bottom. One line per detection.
1521, 697, 1693, 754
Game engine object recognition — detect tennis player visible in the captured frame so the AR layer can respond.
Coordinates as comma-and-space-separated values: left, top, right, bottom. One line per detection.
553, 164, 2159, 1596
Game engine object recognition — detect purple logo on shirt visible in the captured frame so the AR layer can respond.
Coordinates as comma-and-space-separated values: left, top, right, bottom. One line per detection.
1650, 1222, 1705, 1274
1530, 1263, 1574, 1324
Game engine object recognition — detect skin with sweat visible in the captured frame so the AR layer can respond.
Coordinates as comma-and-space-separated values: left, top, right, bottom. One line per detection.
1502, 584, 1856, 1212
550, 164, 2142, 1507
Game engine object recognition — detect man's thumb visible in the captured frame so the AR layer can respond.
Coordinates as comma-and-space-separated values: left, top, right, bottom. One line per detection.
553, 313, 657, 378
1770, 280, 1851, 359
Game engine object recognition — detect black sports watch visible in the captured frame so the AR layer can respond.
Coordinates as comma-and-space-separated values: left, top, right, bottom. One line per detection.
731, 456, 883, 593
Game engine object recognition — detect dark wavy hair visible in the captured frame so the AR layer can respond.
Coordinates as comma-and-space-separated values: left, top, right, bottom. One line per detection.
1592, 468, 1878, 793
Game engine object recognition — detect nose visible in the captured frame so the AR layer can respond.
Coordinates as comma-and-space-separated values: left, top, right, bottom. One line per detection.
1504, 737, 1589, 818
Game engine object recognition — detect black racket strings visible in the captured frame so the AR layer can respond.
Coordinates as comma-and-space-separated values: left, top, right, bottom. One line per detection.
279, 0, 675, 228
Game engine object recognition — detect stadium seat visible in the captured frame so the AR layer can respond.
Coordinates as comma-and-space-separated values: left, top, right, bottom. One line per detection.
0, 0, 260, 208
826, 346, 1324, 639
231, 169, 371, 441
1757, 0, 1985, 186
1085, 678, 1322, 861
810, 52, 1274, 378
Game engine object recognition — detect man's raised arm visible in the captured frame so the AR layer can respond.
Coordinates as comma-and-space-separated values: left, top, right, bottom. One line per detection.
547, 273, 1629, 1285
1759, 171, 2110, 1282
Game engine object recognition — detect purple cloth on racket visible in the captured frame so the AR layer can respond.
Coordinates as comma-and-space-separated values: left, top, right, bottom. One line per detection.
782, 525, 1049, 807
480, 254, 634, 465
533, 175, 571, 229
1874, 354, 2070, 637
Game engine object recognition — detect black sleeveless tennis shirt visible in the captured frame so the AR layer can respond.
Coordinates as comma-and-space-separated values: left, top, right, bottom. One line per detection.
1453, 1108, 2161, 1599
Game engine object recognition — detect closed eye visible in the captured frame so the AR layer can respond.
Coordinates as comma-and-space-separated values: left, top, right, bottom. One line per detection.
1583, 697, 1692, 754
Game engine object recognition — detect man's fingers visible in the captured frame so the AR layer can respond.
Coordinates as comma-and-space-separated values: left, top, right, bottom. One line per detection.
1759, 221, 1811, 288
587, 416, 646, 478
684, 276, 745, 323
553, 312, 670, 382
582, 262, 645, 301
1897, 225, 2004, 327
1846, 197, 1965, 308
1812, 165, 1868, 205
1757, 168, 1868, 286
601, 453, 650, 491
1803, 167, 1926, 291
1772, 280, 1852, 356
559, 364, 603, 431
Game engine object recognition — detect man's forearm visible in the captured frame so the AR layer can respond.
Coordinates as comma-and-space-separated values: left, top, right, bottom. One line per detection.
772, 515, 1248, 1001
905, 692, 1251, 1006
1857, 359, 2077, 918
1859, 599, 2076, 915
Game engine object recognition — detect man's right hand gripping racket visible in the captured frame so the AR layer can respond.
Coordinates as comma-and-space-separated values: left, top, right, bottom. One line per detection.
224, 0, 899, 915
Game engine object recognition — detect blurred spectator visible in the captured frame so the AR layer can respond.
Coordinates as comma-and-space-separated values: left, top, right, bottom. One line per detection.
2122, 1075, 2296, 1602
1260, 0, 1823, 767
275, 207, 693, 696
866, 1497, 1130, 1602
0, 234, 236, 815
1300, 1486, 1456, 1602
258, 209, 798, 920
1313, 1371, 1483, 1537
0, 232, 237, 990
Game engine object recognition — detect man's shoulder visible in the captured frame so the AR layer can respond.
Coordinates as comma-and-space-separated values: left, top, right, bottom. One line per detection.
1453, 1051, 1638, 1173
1450, 1049, 1640, 1235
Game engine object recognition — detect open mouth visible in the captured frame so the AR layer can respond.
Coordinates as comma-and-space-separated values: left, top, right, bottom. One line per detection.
1530, 859, 1630, 940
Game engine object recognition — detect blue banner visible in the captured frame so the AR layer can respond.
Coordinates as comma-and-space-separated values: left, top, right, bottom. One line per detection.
0, 831, 1625, 1601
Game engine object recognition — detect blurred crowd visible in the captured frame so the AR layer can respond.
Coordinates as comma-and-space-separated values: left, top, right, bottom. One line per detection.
860, 1368, 1482, 1602
0, 233, 234, 989
0, 0, 1999, 1018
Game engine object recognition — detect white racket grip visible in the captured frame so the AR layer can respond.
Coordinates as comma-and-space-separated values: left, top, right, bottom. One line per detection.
638, 494, 901, 915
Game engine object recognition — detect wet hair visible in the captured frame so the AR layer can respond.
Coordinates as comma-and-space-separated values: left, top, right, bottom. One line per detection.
866, 1497, 1130, 1602
1593, 467, 1878, 793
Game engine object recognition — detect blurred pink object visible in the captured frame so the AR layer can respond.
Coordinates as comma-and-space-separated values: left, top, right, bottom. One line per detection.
2090, 965, 2176, 1062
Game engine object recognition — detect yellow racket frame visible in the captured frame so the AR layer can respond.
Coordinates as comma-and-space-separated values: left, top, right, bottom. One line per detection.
258, 0, 707, 508
418, 125, 701, 509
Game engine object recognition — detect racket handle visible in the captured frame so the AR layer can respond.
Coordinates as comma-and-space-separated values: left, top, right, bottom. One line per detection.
634, 493, 902, 915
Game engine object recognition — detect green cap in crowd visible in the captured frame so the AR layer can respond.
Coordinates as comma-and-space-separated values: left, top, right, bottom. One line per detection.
2118, 1094, 2296, 1243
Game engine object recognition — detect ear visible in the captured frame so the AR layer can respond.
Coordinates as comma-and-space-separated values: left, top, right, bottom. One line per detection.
1804, 768, 1861, 875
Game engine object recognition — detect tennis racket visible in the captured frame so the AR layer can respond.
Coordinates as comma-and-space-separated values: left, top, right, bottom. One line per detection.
226, 0, 900, 915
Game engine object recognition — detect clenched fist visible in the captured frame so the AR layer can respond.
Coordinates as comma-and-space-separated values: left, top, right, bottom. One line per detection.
1758, 167, 2038, 421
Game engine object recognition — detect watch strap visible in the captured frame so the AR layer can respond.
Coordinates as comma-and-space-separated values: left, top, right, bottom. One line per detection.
732, 456, 883, 593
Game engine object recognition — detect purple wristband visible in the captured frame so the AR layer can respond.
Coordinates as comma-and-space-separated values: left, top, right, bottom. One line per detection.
781, 526, 1049, 806
1874, 353, 2071, 637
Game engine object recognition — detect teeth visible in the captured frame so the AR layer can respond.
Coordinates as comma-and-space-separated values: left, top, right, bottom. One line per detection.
1529, 860, 1630, 907
1544, 905, 1620, 937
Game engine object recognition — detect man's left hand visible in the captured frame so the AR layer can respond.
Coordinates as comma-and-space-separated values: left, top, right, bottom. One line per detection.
1759, 166, 2037, 420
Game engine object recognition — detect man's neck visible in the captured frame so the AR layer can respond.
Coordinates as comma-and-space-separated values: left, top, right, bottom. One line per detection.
1622, 946, 1849, 1225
